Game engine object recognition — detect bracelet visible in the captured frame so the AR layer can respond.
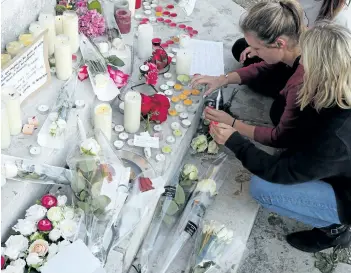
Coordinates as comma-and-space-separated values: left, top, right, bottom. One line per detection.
232, 118, 236, 127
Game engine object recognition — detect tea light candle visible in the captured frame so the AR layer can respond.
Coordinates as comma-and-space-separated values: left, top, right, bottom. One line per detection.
176, 49, 192, 75
144, 10, 152, 15
151, 3, 157, 8
115, 125, 125, 132
62, 11, 79, 53
155, 6, 162, 16
149, 16, 156, 22
172, 48, 179, 54
2, 87, 22, 135
128, 139, 135, 146
160, 84, 169, 91
181, 119, 191, 128
55, 15, 63, 34
192, 89, 201, 96
173, 129, 182, 137
143, 2, 150, 7
75, 100, 85, 109
164, 90, 173, 97
137, 23, 153, 59
18, 34, 34, 47
114, 140, 125, 150
179, 112, 188, 120
119, 102, 125, 114
167, 52, 175, 58
171, 122, 180, 130
1, 54, 11, 67
135, 14, 143, 20
156, 154, 165, 162
144, 5, 151, 10
162, 145, 172, 154
175, 104, 185, 113
124, 91, 142, 133
166, 136, 175, 144
54, 35, 72, 81
162, 11, 170, 16
166, 81, 175, 88
119, 132, 129, 140
94, 103, 113, 141
29, 146, 41, 156
39, 13, 56, 56
6, 41, 23, 57
188, 105, 197, 114
174, 84, 183, 91
171, 58, 176, 65
37, 104, 49, 114
164, 72, 172, 79
1, 103, 11, 149
177, 74, 191, 85
29, 22, 44, 37
152, 0, 158, 4
154, 125, 162, 132
168, 109, 178, 116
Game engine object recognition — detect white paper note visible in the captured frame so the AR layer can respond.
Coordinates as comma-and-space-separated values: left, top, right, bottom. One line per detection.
134, 135, 159, 148
189, 39, 224, 76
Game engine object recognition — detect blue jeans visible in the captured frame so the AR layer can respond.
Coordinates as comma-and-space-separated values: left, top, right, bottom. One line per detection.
250, 176, 341, 228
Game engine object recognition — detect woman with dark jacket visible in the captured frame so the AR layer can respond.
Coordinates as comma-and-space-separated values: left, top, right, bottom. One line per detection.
210, 22, 351, 252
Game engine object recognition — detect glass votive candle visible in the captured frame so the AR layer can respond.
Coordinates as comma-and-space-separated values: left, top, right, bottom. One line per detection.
155, 6, 163, 16
169, 22, 177, 28
115, 9, 131, 34
162, 11, 170, 16
186, 26, 193, 33
18, 34, 34, 46
157, 17, 164, 23
170, 13, 177, 18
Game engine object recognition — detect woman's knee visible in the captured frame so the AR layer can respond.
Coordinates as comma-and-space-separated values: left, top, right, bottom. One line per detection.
249, 176, 272, 204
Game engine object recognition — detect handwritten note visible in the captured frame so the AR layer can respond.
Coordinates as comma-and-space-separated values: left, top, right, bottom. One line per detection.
189, 39, 224, 76
1, 33, 50, 103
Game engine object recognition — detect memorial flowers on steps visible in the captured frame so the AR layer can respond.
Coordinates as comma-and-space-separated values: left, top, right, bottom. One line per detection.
1, 194, 81, 273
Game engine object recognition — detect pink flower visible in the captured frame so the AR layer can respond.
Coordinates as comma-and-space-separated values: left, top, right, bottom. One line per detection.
76, 0, 87, 8
79, 10, 105, 37
145, 70, 158, 85
107, 66, 129, 88
78, 65, 88, 81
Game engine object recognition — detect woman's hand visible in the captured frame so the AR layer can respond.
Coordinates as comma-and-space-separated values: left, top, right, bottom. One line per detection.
205, 107, 235, 126
210, 123, 237, 145
190, 75, 227, 96
240, 46, 258, 63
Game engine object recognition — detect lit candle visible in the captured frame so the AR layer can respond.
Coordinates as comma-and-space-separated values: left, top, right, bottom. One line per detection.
1, 103, 11, 149
39, 13, 56, 56
1, 54, 11, 67
54, 35, 73, 81
94, 103, 113, 141
62, 11, 79, 54
55, 15, 63, 35
6, 41, 23, 57
176, 49, 192, 75
18, 34, 34, 47
124, 91, 141, 133
2, 87, 22, 135
137, 24, 153, 59
29, 22, 44, 37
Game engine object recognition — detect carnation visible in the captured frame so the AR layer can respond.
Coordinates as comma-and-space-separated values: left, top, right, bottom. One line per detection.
12, 219, 37, 236
47, 207, 64, 222
26, 253, 43, 267
25, 205, 47, 222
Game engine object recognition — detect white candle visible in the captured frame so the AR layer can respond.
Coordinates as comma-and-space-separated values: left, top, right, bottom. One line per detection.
39, 13, 56, 56
29, 22, 45, 37
6, 41, 23, 57
137, 24, 153, 59
176, 49, 192, 75
94, 103, 112, 141
2, 87, 22, 135
124, 91, 141, 133
129, 0, 136, 15
1, 103, 11, 149
62, 11, 79, 54
179, 34, 191, 49
55, 15, 64, 35
54, 35, 72, 80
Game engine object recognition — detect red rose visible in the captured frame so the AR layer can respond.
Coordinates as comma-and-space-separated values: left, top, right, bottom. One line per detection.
41, 194, 58, 209
141, 94, 154, 115
150, 106, 168, 123
145, 70, 158, 85
152, 94, 170, 109
38, 219, 53, 231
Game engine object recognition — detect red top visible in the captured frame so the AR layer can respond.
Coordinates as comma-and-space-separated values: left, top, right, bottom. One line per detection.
236, 61, 305, 148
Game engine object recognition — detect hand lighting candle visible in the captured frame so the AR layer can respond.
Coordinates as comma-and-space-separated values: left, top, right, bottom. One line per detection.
176, 49, 192, 75
1, 103, 11, 149
54, 35, 73, 80
2, 87, 22, 135
137, 23, 153, 59
94, 103, 113, 140
124, 91, 141, 133
39, 13, 56, 56
62, 11, 79, 54
55, 15, 64, 35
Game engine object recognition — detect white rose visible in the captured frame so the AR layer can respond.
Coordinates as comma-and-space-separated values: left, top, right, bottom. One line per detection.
3, 162, 18, 178
195, 179, 217, 196
2, 264, 24, 273
4, 235, 29, 260
58, 240, 71, 252
59, 219, 78, 239
80, 138, 101, 156
47, 207, 63, 222
182, 164, 199, 181
48, 228, 61, 242
57, 195, 67, 207
63, 207, 75, 220
28, 239, 49, 257
10, 259, 26, 269
12, 219, 37, 236
47, 243, 59, 260
25, 205, 47, 222
25, 253, 43, 267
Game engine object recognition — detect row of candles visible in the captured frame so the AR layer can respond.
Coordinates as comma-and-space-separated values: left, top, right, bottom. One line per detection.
2, 11, 79, 81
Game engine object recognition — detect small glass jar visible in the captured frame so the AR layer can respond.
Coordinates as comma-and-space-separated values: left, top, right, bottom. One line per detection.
115, 9, 131, 34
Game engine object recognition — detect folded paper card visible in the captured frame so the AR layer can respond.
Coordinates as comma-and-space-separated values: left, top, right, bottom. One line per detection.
41, 240, 106, 273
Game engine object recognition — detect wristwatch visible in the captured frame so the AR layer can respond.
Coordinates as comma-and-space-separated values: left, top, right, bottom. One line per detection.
221, 74, 229, 87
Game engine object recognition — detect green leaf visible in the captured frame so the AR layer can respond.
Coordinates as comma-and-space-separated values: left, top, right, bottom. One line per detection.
71, 171, 87, 193
92, 195, 111, 211
165, 200, 179, 216
77, 201, 90, 213
106, 55, 125, 67
174, 185, 185, 205
78, 158, 98, 173
55, 5, 67, 15
88, 0, 102, 13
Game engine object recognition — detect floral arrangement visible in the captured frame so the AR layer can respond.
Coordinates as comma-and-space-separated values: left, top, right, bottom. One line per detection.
55, 0, 76, 15
186, 220, 234, 273
144, 62, 159, 86
1, 194, 80, 272
141, 93, 171, 130
140, 164, 200, 273
191, 132, 219, 155
79, 9, 105, 37
151, 49, 172, 71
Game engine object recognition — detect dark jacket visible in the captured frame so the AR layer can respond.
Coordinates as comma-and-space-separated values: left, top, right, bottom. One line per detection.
225, 107, 351, 224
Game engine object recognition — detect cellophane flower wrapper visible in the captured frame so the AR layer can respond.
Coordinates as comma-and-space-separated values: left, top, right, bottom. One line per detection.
1, 155, 72, 186
185, 220, 246, 273
66, 130, 128, 264
155, 154, 228, 273
104, 174, 166, 273
140, 163, 201, 273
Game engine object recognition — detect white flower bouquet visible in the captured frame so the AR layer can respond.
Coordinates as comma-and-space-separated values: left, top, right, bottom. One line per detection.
1, 194, 81, 273
155, 154, 228, 273
140, 164, 200, 273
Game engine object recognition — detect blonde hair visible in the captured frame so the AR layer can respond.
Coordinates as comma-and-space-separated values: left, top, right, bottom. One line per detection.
298, 21, 351, 111
240, 0, 305, 47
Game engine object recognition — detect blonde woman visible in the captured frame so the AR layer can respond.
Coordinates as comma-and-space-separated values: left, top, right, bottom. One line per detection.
210, 22, 351, 252
192, 0, 306, 148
